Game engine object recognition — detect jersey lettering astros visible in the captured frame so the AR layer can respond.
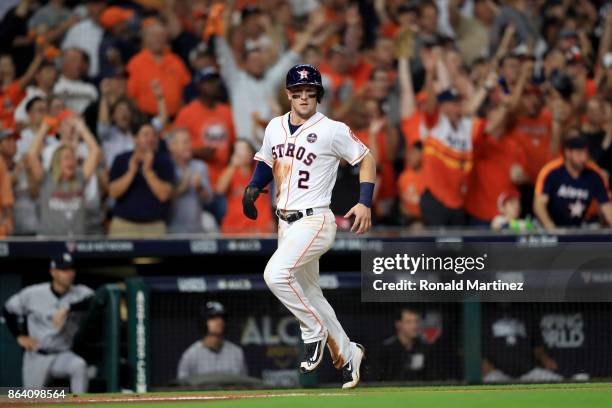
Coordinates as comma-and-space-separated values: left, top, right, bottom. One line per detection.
254, 111, 369, 211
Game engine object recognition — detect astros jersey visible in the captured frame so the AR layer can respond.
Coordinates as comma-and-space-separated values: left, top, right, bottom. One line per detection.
254, 111, 369, 211
413, 111, 484, 209
535, 158, 610, 226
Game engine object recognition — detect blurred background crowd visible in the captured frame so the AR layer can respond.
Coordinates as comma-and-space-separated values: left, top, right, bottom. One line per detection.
0, 0, 611, 237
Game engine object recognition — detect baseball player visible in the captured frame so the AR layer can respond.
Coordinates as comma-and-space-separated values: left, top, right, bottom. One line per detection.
177, 301, 247, 380
242, 64, 376, 389
2, 253, 93, 393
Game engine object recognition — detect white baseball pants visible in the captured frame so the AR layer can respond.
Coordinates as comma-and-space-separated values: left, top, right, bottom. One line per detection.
23, 350, 89, 393
264, 209, 353, 369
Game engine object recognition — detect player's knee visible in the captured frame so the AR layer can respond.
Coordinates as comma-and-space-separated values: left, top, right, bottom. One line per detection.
263, 265, 277, 288
264, 263, 287, 289
69, 356, 87, 375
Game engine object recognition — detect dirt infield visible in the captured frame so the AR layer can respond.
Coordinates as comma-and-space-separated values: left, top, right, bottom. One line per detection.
0, 391, 355, 407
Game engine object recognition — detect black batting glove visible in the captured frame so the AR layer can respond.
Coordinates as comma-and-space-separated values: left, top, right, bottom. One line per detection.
242, 185, 262, 220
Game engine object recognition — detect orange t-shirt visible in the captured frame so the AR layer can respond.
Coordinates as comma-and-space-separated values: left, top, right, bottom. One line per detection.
508, 110, 555, 184
400, 106, 438, 148
415, 111, 484, 209
398, 167, 424, 218
348, 58, 373, 91
0, 158, 14, 237
380, 22, 399, 38
319, 62, 349, 99
174, 100, 236, 186
0, 81, 24, 129
354, 129, 396, 201
126, 49, 191, 116
221, 167, 274, 234
585, 79, 596, 99
465, 133, 527, 221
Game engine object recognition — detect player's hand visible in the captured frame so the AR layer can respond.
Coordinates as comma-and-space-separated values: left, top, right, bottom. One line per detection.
242, 185, 262, 220
344, 203, 371, 234
17, 335, 39, 351
52, 306, 69, 329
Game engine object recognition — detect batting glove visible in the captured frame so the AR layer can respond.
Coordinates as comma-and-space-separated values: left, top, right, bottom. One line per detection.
242, 185, 262, 220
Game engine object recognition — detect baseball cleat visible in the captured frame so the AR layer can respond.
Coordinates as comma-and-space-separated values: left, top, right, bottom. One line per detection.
342, 343, 365, 389
300, 331, 328, 373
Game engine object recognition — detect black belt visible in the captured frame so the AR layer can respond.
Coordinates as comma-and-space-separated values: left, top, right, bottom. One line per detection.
276, 208, 314, 224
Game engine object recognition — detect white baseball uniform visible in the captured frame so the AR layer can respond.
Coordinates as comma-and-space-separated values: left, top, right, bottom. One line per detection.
4, 282, 93, 393
254, 110, 369, 369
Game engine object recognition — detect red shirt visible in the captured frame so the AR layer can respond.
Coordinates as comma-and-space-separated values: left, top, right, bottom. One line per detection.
465, 134, 527, 221
174, 100, 236, 185
221, 167, 274, 234
508, 110, 555, 184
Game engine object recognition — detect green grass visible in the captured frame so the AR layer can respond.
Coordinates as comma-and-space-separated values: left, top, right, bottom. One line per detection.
30, 383, 612, 408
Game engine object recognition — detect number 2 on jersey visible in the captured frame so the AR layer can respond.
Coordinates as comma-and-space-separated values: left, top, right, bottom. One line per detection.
298, 170, 309, 189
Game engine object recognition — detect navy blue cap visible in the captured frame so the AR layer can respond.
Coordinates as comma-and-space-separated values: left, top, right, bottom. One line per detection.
559, 29, 578, 40
563, 135, 588, 150
193, 67, 220, 83
437, 88, 461, 103
398, 0, 419, 13
50, 252, 75, 270
0, 128, 16, 140
241, 5, 262, 20
204, 301, 226, 319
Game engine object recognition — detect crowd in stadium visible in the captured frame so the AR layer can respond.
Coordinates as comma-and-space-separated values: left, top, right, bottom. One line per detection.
0, 0, 611, 237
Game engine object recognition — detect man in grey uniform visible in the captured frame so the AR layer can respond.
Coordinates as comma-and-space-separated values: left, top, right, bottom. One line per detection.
3, 253, 94, 393
177, 301, 247, 380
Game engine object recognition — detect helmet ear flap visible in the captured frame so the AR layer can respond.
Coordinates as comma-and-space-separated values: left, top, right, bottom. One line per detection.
317, 88, 324, 103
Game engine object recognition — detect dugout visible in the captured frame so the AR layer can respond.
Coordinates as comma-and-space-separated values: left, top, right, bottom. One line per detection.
1, 231, 612, 391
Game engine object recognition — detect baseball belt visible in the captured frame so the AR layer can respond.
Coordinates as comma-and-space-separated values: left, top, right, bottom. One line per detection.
276, 207, 328, 224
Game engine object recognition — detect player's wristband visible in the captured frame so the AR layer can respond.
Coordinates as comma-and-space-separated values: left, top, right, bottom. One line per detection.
358, 182, 375, 208
249, 161, 274, 189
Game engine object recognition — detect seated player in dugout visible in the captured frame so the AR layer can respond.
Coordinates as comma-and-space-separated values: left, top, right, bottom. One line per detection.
378, 307, 433, 382
2, 253, 94, 393
534, 130, 612, 230
177, 301, 248, 382
482, 303, 562, 383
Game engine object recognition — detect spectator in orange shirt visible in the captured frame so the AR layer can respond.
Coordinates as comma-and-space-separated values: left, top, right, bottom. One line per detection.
0, 129, 15, 236
319, 45, 353, 112
360, 98, 398, 221
508, 84, 561, 211
126, 21, 191, 117
174, 67, 236, 223
174, 67, 235, 188
0, 52, 43, 129
216, 140, 274, 234
342, 5, 373, 92
464, 86, 529, 225
399, 52, 485, 226
398, 141, 424, 228
339, 94, 397, 222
